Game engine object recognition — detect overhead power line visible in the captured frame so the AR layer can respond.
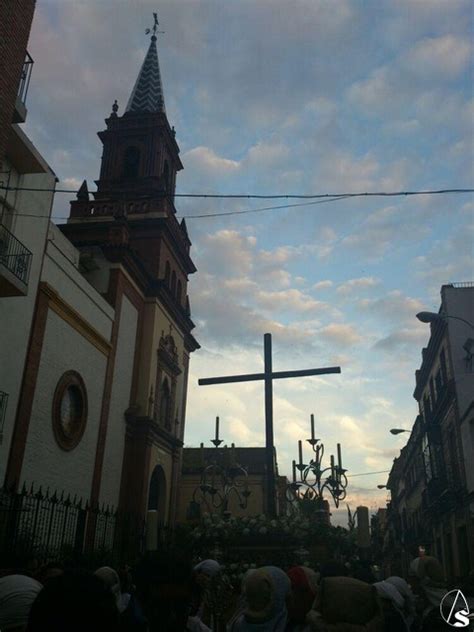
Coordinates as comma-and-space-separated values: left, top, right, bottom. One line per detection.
0, 184, 472, 198
1, 185, 472, 220
346, 469, 390, 478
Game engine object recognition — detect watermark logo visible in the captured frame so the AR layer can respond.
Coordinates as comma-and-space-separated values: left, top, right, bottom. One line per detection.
440, 590, 471, 628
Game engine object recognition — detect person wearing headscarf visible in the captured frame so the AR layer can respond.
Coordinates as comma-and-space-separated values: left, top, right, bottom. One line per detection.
95, 567, 130, 615
226, 569, 256, 631
0, 574, 42, 632
191, 559, 221, 628
385, 577, 416, 630
194, 559, 221, 579
286, 566, 319, 631
408, 556, 445, 620
227, 566, 291, 632
306, 576, 384, 632
374, 579, 413, 631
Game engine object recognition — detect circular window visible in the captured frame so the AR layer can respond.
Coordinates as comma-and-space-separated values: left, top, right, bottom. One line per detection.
52, 371, 87, 451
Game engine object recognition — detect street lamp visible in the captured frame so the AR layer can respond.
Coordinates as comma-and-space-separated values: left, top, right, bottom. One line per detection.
377, 484, 387, 489
390, 428, 410, 435
416, 311, 474, 330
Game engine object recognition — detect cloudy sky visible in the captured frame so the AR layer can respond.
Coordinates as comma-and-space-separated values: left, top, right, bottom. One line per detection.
25, 1, 472, 524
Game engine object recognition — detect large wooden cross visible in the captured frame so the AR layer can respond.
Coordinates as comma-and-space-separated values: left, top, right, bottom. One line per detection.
198, 333, 341, 516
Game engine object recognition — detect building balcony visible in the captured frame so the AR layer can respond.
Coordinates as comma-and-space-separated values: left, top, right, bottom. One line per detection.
12, 52, 34, 124
0, 224, 32, 296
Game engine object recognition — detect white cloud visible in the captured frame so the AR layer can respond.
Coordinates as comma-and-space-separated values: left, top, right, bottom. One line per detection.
403, 35, 471, 79
374, 328, 427, 352
337, 277, 381, 295
255, 289, 329, 314
313, 280, 334, 290
183, 146, 240, 174
358, 290, 424, 325
318, 323, 362, 347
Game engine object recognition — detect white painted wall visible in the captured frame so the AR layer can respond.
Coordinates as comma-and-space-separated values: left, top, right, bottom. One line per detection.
21, 310, 107, 498
0, 161, 55, 483
100, 295, 138, 508
42, 224, 114, 340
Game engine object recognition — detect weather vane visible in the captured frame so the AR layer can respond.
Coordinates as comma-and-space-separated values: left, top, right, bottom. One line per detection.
146, 12, 164, 38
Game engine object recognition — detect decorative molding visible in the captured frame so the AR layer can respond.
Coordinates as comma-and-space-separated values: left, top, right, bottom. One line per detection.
5, 288, 49, 488
41, 282, 111, 357
52, 371, 88, 451
157, 332, 181, 376
124, 412, 183, 451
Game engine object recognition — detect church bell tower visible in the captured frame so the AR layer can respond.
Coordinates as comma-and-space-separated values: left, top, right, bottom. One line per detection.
60, 15, 199, 529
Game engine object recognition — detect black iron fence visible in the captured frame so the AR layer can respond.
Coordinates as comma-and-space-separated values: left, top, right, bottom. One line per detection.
0, 483, 145, 568
0, 223, 32, 286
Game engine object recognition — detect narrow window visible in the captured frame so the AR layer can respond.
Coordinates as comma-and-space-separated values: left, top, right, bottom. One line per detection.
159, 378, 170, 427
165, 261, 170, 286
171, 270, 176, 295
163, 160, 170, 191
429, 377, 436, 407
440, 349, 448, 384
122, 146, 140, 178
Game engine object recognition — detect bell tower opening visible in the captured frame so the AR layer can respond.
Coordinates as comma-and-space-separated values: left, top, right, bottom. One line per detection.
122, 146, 141, 179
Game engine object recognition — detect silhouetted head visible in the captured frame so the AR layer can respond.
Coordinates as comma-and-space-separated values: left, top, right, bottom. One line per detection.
133, 550, 193, 631
27, 569, 119, 632
319, 560, 348, 579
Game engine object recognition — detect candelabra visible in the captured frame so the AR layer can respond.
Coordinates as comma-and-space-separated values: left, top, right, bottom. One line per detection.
192, 416, 251, 518
288, 414, 348, 509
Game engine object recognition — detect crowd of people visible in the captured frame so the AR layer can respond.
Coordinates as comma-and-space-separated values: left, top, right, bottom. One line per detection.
0, 550, 472, 631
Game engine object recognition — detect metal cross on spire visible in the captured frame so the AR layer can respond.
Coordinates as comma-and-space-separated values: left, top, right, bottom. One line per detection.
146, 12, 164, 39
198, 333, 342, 516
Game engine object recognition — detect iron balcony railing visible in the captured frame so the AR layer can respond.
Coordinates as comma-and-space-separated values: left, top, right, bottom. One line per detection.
0, 223, 32, 285
17, 51, 34, 106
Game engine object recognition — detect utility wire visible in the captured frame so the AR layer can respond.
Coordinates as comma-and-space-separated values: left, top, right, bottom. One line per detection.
346, 469, 390, 478
0, 184, 472, 199
2, 195, 351, 221
184, 194, 351, 218
1, 185, 472, 220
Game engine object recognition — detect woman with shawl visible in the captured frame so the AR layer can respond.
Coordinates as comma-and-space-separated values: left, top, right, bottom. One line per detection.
227, 566, 291, 632
374, 577, 416, 631
286, 566, 319, 631
0, 574, 42, 632
306, 576, 384, 632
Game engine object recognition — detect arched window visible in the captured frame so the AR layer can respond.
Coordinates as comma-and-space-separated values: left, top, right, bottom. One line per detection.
171, 271, 176, 295
159, 378, 170, 428
164, 261, 170, 286
122, 146, 140, 178
176, 280, 182, 304
147, 465, 167, 525
163, 160, 170, 191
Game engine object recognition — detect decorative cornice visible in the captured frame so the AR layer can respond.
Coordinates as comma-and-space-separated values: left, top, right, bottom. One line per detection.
124, 411, 183, 451
40, 282, 111, 356
158, 333, 181, 376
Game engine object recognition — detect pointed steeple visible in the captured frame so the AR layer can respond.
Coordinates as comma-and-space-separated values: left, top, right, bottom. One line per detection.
126, 21, 166, 114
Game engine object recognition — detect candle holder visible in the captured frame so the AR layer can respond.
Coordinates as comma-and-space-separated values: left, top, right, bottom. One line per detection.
287, 414, 348, 510
192, 417, 251, 517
